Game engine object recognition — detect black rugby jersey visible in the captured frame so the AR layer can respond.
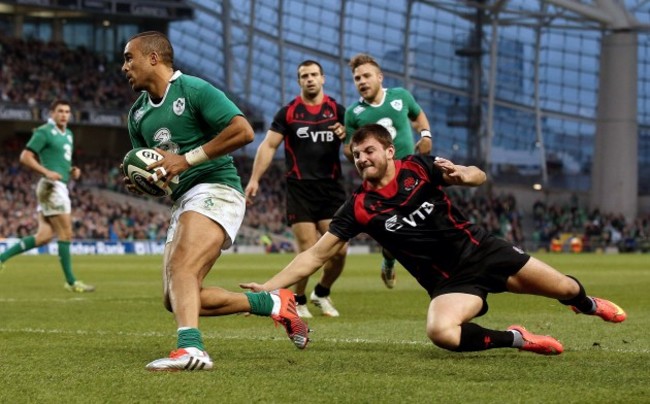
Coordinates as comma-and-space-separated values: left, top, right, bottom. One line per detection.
329, 155, 490, 288
270, 95, 345, 181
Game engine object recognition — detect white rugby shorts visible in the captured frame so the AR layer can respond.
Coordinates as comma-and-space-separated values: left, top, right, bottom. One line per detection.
166, 183, 246, 250
36, 178, 71, 216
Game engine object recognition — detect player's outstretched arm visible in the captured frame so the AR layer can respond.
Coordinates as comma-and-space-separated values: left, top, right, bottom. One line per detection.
434, 157, 486, 186
241, 232, 346, 292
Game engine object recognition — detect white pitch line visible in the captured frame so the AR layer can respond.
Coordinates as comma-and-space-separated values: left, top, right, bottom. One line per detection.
0, 298, 88, 303
0, 327, 645, 353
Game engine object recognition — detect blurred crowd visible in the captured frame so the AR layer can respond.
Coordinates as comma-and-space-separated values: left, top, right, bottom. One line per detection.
531, 199, 650, 253
450, 189, 524, 245
0, 152, 524, 248
0, 34, 263, 125
0, 152, 289, 244
0, 36, 135, 110
2, 150, 649, 252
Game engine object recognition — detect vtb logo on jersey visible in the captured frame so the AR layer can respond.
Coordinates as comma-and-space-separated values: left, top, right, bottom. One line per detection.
385, 201, 435, 232
390, 99, 403, 111
173, 98, 185, 116
385, 216, 403, 232
296, 126, 336, 143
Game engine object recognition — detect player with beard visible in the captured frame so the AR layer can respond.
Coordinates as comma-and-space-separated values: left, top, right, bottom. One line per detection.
242, 123, 626, 356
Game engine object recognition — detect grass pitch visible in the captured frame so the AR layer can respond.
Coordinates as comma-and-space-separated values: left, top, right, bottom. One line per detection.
0, 252, 648, 403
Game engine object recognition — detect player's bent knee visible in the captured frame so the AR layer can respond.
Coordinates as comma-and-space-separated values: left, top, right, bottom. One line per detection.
426, 325, 459, 351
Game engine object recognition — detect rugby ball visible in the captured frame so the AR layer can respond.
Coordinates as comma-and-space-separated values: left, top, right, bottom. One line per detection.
122, 148, 179, 197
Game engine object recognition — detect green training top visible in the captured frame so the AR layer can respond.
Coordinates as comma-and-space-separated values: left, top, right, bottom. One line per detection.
344, 87, 422, 159
127, 71, 245, 200
26, 119, 74, 183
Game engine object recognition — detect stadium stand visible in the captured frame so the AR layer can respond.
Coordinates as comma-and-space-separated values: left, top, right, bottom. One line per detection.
1, 148, 648, 252
0, 35, 135, 110
531, 198, 650, 253
0, 3, 648, 254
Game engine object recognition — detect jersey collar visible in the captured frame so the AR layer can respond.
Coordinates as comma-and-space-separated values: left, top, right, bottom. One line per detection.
169, 70, 183, 82
149, 70, 183, 107
47, 118, 66, 135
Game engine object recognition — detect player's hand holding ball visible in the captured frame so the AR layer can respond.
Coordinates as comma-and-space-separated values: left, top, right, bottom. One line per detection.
122, 148, 180, 197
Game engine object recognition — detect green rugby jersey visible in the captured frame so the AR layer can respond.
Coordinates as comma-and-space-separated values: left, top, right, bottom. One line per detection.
344, 87, 422, 159
127, 71, 245, 200
26, 119, 74, 183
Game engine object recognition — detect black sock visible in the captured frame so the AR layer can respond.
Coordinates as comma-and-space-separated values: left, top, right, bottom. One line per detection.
558, 275, 595, 313
453, 323, 515, 352
314, 283, 330, 298
295, 294, 307, 305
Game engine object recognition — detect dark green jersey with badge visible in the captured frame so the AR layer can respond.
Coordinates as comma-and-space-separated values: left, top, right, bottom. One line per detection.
344, 87, 422, 159
26, 120, 74, 183
127, 71, 245, 200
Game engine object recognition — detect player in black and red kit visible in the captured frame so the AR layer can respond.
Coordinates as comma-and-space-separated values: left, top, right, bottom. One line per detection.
243, 124, 626, 355
245, 60, 348, 318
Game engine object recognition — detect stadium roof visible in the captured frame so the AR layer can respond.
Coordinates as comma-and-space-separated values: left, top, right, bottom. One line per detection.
0, 0, 193, 20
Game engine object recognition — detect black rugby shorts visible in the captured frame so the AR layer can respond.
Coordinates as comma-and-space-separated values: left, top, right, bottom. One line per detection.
286, 179, 346, 225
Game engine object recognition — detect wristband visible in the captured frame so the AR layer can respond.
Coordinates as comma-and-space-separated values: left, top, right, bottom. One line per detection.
420, 129, 432, 138
184, 146, 209, 166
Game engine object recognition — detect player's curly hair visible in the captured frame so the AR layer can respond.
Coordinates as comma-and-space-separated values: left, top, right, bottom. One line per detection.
351, 124, 393, 149
128, 31, 174, 67
348, 53, 381, 72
